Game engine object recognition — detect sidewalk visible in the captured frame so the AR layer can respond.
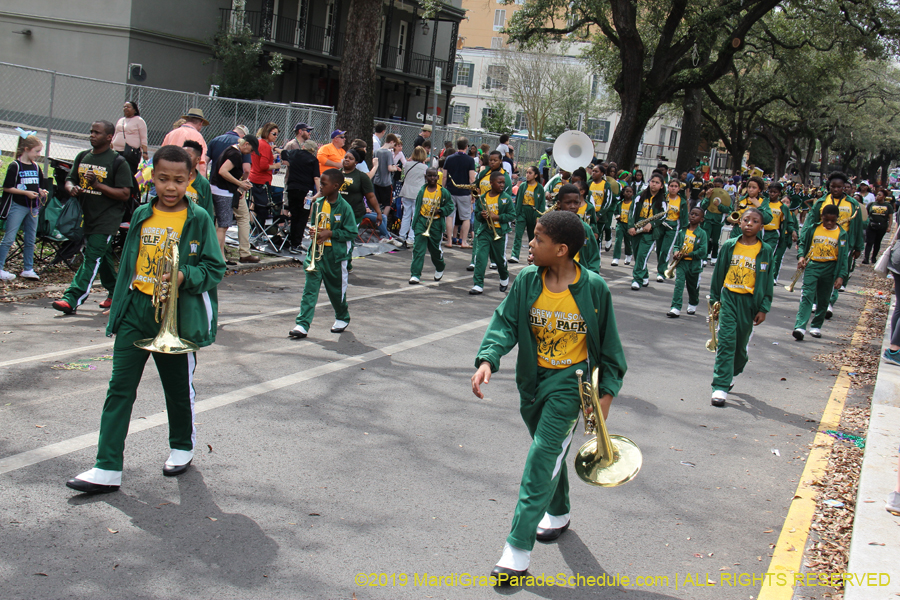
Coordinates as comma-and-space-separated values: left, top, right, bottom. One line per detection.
845, 298, 900, 600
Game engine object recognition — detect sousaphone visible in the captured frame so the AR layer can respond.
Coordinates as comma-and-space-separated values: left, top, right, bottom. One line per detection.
553, 130, 595, 173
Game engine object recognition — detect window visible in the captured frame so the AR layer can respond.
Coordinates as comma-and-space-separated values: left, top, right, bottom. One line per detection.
481, 107, 494, 127
669, 129, 679, 148
484, 64, 509, 90
490, 37, 503, 49
658, 127, 667, 146
515, 111, 528, 130
587, 119, 611, 142
451, 104, 470, 125
493, 9, 506, 31
454, 62, 474, 87
590, 74, 602, 100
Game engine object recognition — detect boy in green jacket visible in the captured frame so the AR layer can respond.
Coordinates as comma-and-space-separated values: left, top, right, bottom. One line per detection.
611, 185, 635, 266
468, 151, 513, 271
792, 204, 849, 341
471, 171, 515, 295
409, 168, 454, 284
66, 145, 226, 494
800, 172, 864, 318
656, 179, 689, 282
290, 169, 359, 338
708, 208, 774, 407
509, 166, 546, 264
472, 209, 627, 585
667, 207, 708, 317
556, 184, 600, 273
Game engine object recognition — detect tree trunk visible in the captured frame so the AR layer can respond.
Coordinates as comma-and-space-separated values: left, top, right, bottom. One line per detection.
818, 136, 832, 180
675, 88, 703, 174
605, 88, 659, 170
336, 0, 382, 165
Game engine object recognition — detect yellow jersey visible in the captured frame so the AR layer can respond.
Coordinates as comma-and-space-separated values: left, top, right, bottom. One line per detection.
523, 182, 538, 207
764, 199, 783, 231
319, 200, 333, 246
666, 196, 683, 222
823, 195, 855, 232
682, 229, 697, 260
810, 224, 840, 262
589, 180, 606, 208
485, 192, 501, 228
619, 200, 633, 224
420, 187, 442, 218
133, 207, 187, 296
724, 240, 762, 294
530, 269, 589, 369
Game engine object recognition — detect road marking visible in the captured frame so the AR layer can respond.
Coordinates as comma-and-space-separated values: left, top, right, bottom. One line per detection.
758, 293, 871, 599
0, 342, 115, 369
0, 317, 491, 475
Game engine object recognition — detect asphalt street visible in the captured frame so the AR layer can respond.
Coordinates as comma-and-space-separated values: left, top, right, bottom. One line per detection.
0, 239, 866, 600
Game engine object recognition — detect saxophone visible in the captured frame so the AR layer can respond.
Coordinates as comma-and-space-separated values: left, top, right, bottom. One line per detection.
632, 211, 666, 232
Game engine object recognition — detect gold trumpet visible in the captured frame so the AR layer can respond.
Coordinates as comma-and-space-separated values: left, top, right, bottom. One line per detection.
785, 248, 814, 292
663, 251, 683, 279
574, 368, 642, 486
134, 228, 199, 354
305, 211, 330, 272
475, 193, 502, 241
706, 299, 720, 352
421, 196, 440, 238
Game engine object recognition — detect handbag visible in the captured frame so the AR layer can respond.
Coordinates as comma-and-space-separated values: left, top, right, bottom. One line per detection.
874, 229, 898, 276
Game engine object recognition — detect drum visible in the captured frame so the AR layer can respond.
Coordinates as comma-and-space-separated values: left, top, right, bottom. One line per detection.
719, 225, 733, 246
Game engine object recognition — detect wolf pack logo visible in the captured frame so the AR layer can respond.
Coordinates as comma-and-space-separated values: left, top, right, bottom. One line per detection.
530, 308, 587, 367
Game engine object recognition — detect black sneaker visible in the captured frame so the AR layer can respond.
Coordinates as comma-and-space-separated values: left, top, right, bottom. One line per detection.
289, 246, 303, 255
225, 259, 237, 266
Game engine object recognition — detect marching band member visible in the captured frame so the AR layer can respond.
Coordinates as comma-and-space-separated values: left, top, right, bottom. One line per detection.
470, 171, 515, 295
510, 166, 546, 264
589, 164, 616, 250
667, 206, 708, 318
611, 185, 635, 266
655, 179, 689, 282
699, 177, 727, 265
792, 204, 849, 341
708, 208, 773, 407
290, 169, 359, 339
468, 151, 512, 272
728, 176, 772, 240
409, 167, 454, 284
472, 209, 626, 585
556, 184, 600, 273
800, 172, 864, 318
628, 173, 667, 290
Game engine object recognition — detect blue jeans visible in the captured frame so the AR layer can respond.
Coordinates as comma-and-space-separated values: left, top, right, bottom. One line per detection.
0, 202, 39, 272
364, 212, 391, 239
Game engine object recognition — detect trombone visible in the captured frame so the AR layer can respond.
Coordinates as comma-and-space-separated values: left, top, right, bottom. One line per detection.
574, 368, 641, 486
305, 211, 330, 273
785, 247, 814, 292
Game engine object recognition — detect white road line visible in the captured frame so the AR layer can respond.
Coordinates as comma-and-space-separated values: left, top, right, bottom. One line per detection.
0, 343, 116, 369
0, 317, 491, 475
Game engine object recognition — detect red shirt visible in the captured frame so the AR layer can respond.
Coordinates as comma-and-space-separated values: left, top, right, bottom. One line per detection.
249, 142, 275, 185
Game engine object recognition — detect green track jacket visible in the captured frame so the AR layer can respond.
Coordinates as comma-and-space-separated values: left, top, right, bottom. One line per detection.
411, 185, 454, 235
797, 224, 850, 282
709, 237, 774, 314
577, 220, 601, 273
306, 196, 359, 264
475, 167, 512, 196
106, 197, 226, 348
515, 181, 547, 213
475, 265, 627, 400
673, 226, 709, 262
801, 194, 864, 253
628, 195, 667, 241
474, 191, 516, 236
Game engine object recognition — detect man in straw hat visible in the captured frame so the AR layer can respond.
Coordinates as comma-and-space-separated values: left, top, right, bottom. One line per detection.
162, 108, 210, 176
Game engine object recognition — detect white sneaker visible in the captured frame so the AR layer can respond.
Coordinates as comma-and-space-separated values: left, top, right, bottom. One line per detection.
73, 467, 122, 486
19, 269, 39, 280
839, 285, 846, 292
165, 449, 194, 468
825, 304, 834, 319
434, 271, 443, 281
490, 262, 497, 269
710, 258, 717, 265
711, 390, 727, 407
792, 328, 805, 341
809, 328, 822, 338
389, 238, 404, 248
409, 276, 420, 284
289, 325, 308, 338
886, 491, 900, 514
508, 256, 519, 264
610, 258, 619, 266
496, 542, 531, 571
331, 320, 349, 333
667, 308, 680, 318
0, 270, 15, 281
702, 260, 707, 267
656, 274, 665, 283
687, 305, 697, 315
604, 240, 613, 251
469, 285, 483, 295
642, 278, 649, 287
631, 281, 640, 290
624, 255, 632, 265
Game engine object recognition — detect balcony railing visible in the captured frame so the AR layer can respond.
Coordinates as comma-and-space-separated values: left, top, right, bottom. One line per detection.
221, 8, 452, 84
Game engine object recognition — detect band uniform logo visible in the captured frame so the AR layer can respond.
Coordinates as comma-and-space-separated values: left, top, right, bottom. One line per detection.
189, 240, 199, 256
530, 308, 587, 367
135, 228, 180, 285
77, 165, 108, 196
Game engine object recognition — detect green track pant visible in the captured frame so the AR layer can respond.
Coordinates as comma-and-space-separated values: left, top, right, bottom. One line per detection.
656, 227, 677, 277
613, 224, 632, 259
511, 206, 538, 260
472, 228, 509, 288
410, 228, 445, 278
96, 292, 196, 471
712, 289, 756, 393
794, 260, 837, 331
702, 219, 724, 259
63, 233, 118, 307
773, 236, 790, 282
632, 234, 655, 284
671, 260, 702, 310
508, 361, 585, 552
296, 246, 349, 329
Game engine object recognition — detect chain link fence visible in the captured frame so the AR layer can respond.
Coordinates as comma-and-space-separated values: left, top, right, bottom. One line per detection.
0, 61, 550, 169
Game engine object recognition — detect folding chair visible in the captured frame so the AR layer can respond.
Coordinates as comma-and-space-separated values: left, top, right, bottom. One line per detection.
248, 184, 290, 255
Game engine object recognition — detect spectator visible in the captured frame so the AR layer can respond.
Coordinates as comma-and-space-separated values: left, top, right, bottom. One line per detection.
0, 134, 48, 281
373, 122, 387, 151
864, 190, 894, 263
162, 108, 209, 176
281, 122, 313, 184
51, 121, 133, 315
442, 137, 477, 249
340, 149, 392, 243
496, 134, 513, 173
372, 133, 401, 225
413, 124, 432, 149
860, 181, 876, 205
439, 140, 453, 159
281, 139, 320, 255
398, 146, 430, 247
207, 125, 254, 265
111, 100, 148, 174
318, 130, 346, 171
249, 122, 281, 226
538, 147, 553, 184
209, 134, 258, 262
349, 139, 372, 174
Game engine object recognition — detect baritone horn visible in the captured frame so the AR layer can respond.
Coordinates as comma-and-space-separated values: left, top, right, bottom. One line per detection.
574, 368, 642, 487
305, 211, 330, 272
134, 227, 199, 354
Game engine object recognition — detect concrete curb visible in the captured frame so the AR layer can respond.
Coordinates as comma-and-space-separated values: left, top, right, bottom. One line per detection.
845, 294, 900, 599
